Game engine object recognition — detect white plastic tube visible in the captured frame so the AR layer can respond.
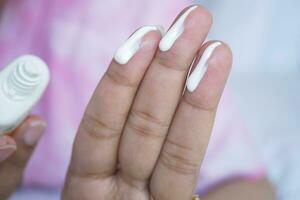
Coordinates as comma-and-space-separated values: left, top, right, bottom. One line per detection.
0, 55, 50, 135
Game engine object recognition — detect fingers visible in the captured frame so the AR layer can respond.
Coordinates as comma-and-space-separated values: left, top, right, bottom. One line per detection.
0, 116, 46, 199
67, 26, 163, 182
118, 5, 212, 184
150, 41, 233, 200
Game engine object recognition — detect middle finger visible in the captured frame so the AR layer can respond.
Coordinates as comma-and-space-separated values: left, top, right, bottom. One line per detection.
118, 5, 213, 184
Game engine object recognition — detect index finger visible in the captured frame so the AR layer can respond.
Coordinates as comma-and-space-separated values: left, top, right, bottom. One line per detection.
66, 26, 163, 179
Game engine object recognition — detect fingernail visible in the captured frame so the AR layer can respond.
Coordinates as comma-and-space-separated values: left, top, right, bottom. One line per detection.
23, 121, 46, 146
0, 140, 16, 162
187, 42, 221, 92
114, 25, 163, 65
159, 5, 198, 52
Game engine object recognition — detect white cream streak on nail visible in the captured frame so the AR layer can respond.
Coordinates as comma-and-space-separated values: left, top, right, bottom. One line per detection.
159, 6, 198, 52
114, 25, 163, 65
187, 42, 221, 92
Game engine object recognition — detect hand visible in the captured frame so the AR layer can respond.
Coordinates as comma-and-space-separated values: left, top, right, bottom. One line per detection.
62, 5, 232, 200
0, 116, 46, 199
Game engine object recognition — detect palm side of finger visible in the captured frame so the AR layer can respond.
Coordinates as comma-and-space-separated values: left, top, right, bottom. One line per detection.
63, 5, 232, 200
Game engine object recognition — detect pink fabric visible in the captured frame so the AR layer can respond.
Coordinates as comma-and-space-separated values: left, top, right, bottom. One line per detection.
0, 0, 264, 193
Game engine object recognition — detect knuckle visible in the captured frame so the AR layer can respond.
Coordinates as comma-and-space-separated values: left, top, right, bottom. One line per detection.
81, 112, 121, 140
127, 109, 169, 139
160, 140, 199, 175
69, 166, 114, 180
154, 52, 188, 73
105, 68, 138, 88
183, 95, 217, 112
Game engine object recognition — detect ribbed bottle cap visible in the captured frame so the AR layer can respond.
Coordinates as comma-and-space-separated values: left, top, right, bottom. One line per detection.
3, 59, 41, 100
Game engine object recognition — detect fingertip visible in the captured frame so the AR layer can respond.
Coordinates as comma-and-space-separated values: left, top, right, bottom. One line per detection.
113, 25, 163, 65
178, 4, 213, 27
185, 40, 233, 110
179, 5, 213, 36
219, 41, 233, 58
12, 115, 46, 147
23, 120, 46, 147
207, 41, 233, 86
140, 26, 164, 49
193, 4, 213, 27
198, 40, 233, 80
212, 41, 233, 69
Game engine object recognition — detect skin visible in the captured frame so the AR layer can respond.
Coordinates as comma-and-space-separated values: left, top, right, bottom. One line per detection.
0, 116, 46, 200
203, 177, 276, 200
0, 4, 276, 200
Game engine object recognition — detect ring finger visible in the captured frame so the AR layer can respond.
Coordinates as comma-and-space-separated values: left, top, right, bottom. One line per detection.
151, 41, 233, 200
